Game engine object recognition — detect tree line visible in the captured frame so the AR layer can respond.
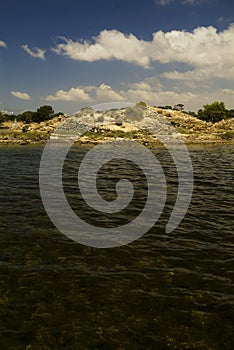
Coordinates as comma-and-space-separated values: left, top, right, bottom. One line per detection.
158, 101, 234, 123
0, 102, 234, 125
0, 105, 63, 124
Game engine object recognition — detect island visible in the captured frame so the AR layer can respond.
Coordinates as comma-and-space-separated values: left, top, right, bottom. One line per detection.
0, 102, 233, 146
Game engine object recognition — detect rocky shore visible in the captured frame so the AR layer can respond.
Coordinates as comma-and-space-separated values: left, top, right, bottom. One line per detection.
0, 105, 233, 146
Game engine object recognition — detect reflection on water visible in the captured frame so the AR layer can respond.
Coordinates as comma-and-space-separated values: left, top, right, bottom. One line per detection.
0, 144, 233, 349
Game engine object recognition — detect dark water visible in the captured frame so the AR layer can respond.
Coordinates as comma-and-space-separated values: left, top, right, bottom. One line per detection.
0, 144, 233, 349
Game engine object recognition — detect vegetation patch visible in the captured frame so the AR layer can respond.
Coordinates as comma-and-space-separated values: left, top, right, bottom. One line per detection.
220, 131, 234, 140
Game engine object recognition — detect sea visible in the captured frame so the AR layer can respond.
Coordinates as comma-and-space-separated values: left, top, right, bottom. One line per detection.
0, 144, 233, 349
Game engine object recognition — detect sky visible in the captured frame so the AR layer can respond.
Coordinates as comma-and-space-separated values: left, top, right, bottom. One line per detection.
0, 0, 233, 114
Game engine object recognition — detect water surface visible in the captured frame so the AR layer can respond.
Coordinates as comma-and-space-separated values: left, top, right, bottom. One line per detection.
0, 144, 233, 349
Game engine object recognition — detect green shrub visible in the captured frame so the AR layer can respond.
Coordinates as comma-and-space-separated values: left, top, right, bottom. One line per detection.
197, 101, 227, 123
220, 131, 234, 140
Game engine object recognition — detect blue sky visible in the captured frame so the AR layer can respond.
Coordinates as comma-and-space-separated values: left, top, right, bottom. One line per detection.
0, 0, 233, 114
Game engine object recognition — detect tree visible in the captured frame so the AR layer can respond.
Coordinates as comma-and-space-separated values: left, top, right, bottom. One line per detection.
226, 109, 234, 119
17, 111, 37, 123
36, 105, 54, 121
1, 113, 16, 122
197, 101, 226, 123
187, 111, 197, 117
14, 106, 61, 124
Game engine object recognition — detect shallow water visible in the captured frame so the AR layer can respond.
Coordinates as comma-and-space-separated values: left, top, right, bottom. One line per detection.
0, 144, 233, 349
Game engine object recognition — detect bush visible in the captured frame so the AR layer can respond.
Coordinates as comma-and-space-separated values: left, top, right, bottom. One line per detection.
197, 101, 227, 123
221, 131, 234, 140
0, 113, 16, 123
17, 111, 37, 123
226, 109, 234, 119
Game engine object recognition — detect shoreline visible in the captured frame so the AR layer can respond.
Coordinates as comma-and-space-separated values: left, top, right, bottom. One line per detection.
0, 134, 233, 147
1, 105, 233, 147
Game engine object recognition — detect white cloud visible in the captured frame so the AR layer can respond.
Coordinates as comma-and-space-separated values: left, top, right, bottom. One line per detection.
44, 79, 234, 112
121, 77, 234, 111
11, 91, 31, 100
0, 40, 7, 48
149, 25, 234, 68
123, 87, 197, 107
162, 65, 234, 81
45, 83, 125, 103
128, 76, 162, 91
22, 44, 46, 60
53, 30, 150, 67
184, 88, 234, 110
95, 84, 125, 101
52, 26, 234, 82
151, 25, 234, 81
123, 84, 234, 111
45, 87, 91, 101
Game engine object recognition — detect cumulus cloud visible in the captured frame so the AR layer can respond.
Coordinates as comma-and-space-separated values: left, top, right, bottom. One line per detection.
45, 84, 125, 103
123, 84, 234, 111
183, 88, 234, 110
162, 65, 234, 81
95, 84, 125, 101
45, 87, 91, 101
44, 79, 234, 112
11, 91, 31, 100
127, 76, 162, 92
123, 87, 197, 107
22, 44, 46, 60
52, 25, 234, 81
0, 40, 7, 48
157, 25, 234, 81
53, 30, 150, 67
162, 69, 206, 81
46, 81, 196, 109
149, 25, 234, 68
121, 76, 234, 110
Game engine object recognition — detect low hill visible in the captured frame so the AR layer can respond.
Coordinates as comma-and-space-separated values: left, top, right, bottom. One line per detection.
0, 104, 233, 145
